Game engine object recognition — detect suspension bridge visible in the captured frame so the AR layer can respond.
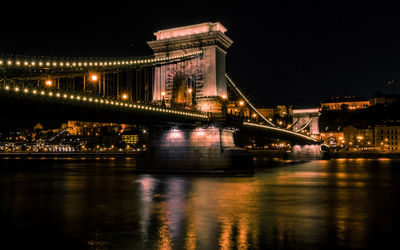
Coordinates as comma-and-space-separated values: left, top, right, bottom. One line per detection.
0, 22, 320, 173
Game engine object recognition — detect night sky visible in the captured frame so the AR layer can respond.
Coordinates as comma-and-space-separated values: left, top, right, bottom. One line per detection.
2, 1, 400, 107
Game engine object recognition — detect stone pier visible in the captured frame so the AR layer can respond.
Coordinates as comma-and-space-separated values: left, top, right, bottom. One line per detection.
136, 127, 254, 174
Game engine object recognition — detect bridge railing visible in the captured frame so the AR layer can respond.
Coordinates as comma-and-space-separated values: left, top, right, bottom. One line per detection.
0, 82, 209, 120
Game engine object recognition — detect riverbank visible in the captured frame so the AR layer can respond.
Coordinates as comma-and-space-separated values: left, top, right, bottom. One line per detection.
0, 152, 138, 159
331, 151, 400, 159
2, 150, 400, 160
249, 149, 400, 159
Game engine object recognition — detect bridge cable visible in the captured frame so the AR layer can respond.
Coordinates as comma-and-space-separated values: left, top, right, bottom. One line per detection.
225, 74, 276, 127
294, 117, 314, 133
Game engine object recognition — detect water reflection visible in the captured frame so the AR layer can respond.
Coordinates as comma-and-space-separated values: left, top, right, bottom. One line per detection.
1, 158, 400, 249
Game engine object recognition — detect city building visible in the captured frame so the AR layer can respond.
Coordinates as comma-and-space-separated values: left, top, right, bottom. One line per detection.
257, 106, 275, 120
122, 133, 139, 145
343, 124, 374, 149
321, 96, 369, 110
375, 122, 400, 151
369, 92, 399, 106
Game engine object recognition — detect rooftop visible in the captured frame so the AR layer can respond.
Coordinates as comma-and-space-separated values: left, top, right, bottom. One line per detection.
321, 96, 369, 103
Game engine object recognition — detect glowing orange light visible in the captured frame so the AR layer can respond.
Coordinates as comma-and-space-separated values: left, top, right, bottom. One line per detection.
239, 100, 244, 106
90, 74, 98, 81
188, 88, 192, 93
122, 94, 128, 100
161, 91, 166, 96
221, 94, 227, 99
45, 80, 52, 87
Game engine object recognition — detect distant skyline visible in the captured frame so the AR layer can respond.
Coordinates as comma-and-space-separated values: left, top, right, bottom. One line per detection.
2, 1, 400, 107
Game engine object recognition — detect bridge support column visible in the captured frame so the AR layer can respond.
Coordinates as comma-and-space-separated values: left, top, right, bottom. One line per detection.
289, 144, 325, 160
136, 127, 254, 174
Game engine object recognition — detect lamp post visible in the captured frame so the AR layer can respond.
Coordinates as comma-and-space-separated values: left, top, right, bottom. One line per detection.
161, 91, 166, 107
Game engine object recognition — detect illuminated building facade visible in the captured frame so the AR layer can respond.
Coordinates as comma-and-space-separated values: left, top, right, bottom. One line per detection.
321, 96, 369, 110
369, 93, 399, 106
122, 134, 138, 145
375, 123, 400, 151
343, 125, 374, 148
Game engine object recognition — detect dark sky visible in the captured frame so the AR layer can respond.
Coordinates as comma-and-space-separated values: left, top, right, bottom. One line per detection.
2, 0, 400, 107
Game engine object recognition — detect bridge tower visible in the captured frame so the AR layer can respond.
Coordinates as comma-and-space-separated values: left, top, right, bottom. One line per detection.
147, 22, 233, 112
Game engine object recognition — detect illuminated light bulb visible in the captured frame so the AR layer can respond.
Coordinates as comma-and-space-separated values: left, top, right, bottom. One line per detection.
24, 89, 28, 93
39, 62, 43, 66
41, 91, 45, 95
83, 97, 87, 101
7, 60, 12, 65
88, 98, 93, 102
161, 91, 166, 96
63, 94, 67, 98
239, 100, 244, 106
56, 93, 60, 97
0, 60, 3, 65
16, 61, 21, 66
5, 86, 9, 90
90, 74, 98, 81
221, 94, 227, 99
77, 96, 81, 100
14, 87, 19, 92
32, 90, 37, 94
188, 88, 192, 93
48, 92, 53, 96
46, 62, 50, 66
122, 94, 128, 100
45, 80, 52, 87
24, 61, 28, 66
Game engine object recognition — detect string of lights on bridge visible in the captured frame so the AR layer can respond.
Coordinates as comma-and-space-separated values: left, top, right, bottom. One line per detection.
0, 51, 203, 69
243, 122, 319, 143
1, 84, 208, 119
225, 74, 276, 127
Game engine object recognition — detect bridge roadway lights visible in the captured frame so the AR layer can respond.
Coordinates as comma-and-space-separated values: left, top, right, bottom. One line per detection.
0, 84, 208, 121
136, 126, 254, 174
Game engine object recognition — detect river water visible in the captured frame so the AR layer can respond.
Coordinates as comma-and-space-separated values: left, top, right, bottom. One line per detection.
1, 157, 400, 249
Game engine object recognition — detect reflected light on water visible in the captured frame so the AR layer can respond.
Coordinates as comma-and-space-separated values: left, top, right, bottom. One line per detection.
1, 158, 400, 249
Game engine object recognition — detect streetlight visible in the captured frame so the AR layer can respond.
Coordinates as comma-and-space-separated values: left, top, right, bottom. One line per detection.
90, 74, 98, 81
161, 91, 166, 107
45, 80, 52, 87
239, 100, 244, 106
122, 93, 128, 100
